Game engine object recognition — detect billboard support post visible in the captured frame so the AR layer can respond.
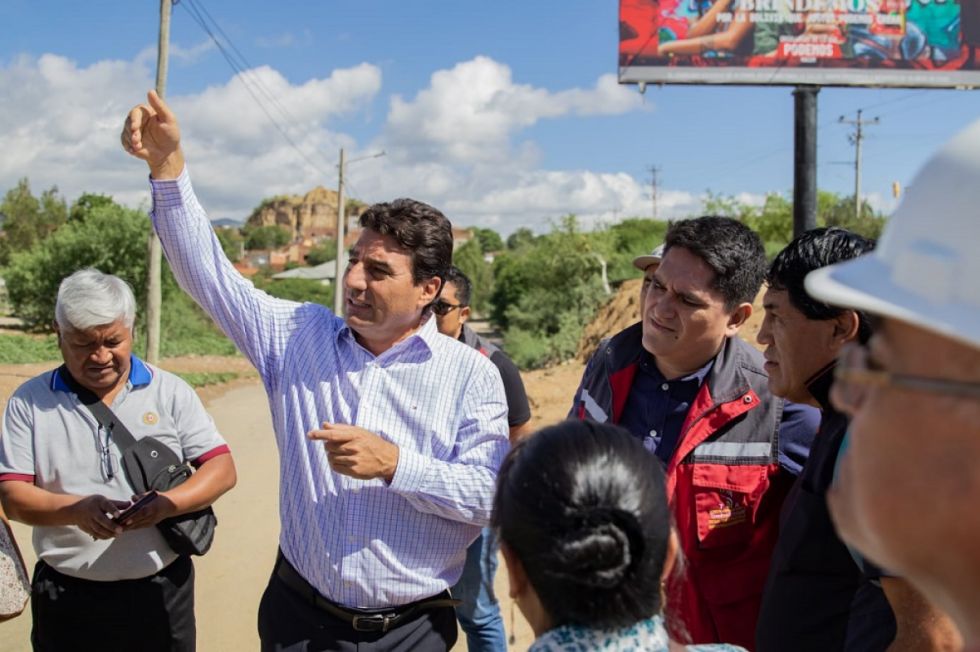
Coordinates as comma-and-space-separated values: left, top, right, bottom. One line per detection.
793, 85, 818, 238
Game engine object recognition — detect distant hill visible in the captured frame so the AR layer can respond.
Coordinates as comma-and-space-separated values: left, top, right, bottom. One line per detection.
212, 217, 244, 228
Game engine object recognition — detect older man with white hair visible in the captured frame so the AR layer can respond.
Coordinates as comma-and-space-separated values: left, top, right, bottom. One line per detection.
0, 268, 236, 652
805, 120, 980, 649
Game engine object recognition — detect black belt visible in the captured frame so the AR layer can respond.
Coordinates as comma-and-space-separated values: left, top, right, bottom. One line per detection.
274, 552, 459, 633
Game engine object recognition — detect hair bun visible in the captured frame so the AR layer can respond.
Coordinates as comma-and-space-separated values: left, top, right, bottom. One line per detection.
552, 516, 634, 589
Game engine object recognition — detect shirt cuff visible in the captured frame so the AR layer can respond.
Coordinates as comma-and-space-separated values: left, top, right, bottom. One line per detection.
0, 473, 35, 483
388, 448, 427, 496
149, 165, 193, 210
192, 444, 231, 468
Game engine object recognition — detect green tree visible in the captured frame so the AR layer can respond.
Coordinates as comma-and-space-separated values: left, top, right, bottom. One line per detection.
821, 194, 886, 240
490, 215, 606, 368
0, 179, 67, 265
69, 193, 115, 222
3, 198, 235, 356
305, 239, 337, 266
252, 276, 334, 306
700, 189, 886, 256
244, 224, 291, 250
215, 227, 244, 263
506, 227, 536, 250
453, 237, 492, 313
595, 218, 669, 283
5, 201, 161, 328
472, 227, 504, 253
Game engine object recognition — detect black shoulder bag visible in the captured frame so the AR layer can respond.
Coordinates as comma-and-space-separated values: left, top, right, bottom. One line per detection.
60, 366, 217, 556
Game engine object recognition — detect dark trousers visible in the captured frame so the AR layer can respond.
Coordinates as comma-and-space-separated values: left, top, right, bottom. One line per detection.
31, 556, 196, 652
258, 560, 458, 652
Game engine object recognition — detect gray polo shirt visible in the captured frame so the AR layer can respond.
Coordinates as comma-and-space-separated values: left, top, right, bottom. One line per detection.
0, 356, 228, 581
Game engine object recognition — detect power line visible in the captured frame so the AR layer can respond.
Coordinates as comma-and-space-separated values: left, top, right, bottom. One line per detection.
178, 0, 333, 179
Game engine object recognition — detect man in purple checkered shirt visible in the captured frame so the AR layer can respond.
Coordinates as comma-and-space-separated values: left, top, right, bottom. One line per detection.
122, 91, 510, 651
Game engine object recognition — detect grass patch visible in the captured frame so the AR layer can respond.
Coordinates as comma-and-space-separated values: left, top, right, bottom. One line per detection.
174, 371, 242, 388
0, 333, 60, 364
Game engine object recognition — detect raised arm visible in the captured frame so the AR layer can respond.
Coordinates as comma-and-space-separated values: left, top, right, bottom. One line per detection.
122, 91, 312, 379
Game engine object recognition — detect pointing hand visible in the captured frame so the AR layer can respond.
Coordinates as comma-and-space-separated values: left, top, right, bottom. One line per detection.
121, 90, 183, 178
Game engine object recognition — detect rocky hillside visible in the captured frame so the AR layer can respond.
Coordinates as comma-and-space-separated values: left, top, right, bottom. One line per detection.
245, 187, 364, 240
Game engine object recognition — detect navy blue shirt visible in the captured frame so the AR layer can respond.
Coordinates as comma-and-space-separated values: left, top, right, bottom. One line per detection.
619, 350, 818, 474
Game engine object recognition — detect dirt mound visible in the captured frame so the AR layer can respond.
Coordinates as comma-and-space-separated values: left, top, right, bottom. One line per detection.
576, 279, 643, 362
576, 280, 767, 362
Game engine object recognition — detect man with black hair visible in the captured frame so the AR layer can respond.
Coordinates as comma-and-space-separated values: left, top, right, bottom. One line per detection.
756, 229, 960, 651
434, 266, 531, 652
570, 216, 819, 649
121, 91, 508, 652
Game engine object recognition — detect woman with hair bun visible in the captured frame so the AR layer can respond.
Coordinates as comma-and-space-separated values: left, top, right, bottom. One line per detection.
493, 420, 746, 651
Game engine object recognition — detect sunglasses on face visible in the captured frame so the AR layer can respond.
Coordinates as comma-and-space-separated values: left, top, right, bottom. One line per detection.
431, 300, 464, 316
833, 342, 980, 413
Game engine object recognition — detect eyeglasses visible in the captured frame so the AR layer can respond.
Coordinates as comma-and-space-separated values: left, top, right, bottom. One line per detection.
431, 300, 464, 316
98, 424, 116, 480
833, 342, 980, 412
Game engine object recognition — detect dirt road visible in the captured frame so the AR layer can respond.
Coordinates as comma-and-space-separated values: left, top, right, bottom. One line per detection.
0, 360, 585, 651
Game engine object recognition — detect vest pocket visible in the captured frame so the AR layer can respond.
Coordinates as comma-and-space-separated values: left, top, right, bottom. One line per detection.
691, 463, 770, 549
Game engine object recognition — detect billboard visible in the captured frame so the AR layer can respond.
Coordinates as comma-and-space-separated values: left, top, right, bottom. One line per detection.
619, 0, 980, 87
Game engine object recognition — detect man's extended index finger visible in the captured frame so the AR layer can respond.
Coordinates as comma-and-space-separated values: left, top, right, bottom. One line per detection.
147, 89, 175, 123
308, 425, 356, 442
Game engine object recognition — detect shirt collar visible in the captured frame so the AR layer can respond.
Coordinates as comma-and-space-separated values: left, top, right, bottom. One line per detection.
644, 349, 715, 386
336, 313, 438, 357
51, 354, 153, 393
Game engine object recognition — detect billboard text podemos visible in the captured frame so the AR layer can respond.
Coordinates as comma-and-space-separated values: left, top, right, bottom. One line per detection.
619, 0, 980, 87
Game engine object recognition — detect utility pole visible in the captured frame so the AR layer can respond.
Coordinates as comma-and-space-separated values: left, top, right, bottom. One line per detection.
331, 149, 385, 315
648, 165, 661, 220
839, 109, 879, 221
146, 0, 171, 364
333, 148, 346, 316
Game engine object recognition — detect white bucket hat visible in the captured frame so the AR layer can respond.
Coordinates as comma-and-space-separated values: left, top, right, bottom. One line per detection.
632, 243, 665, 271
805, 119, 980, 351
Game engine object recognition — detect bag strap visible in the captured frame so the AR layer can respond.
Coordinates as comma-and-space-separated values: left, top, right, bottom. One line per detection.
57, 364, 139, 454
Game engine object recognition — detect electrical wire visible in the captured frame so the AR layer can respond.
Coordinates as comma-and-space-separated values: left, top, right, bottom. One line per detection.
178, 0, 334, 179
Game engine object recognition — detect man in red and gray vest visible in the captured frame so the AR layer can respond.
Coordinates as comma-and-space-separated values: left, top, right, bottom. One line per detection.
570, 216, 819, 650
435, 266, 531, 652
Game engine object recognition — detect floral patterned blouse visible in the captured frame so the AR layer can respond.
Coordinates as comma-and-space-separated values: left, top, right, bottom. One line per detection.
528, 615, 747, 652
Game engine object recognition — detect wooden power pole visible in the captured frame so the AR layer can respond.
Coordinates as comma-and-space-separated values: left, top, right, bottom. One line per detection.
146, 0, 171, 364
333, 148, 346, 315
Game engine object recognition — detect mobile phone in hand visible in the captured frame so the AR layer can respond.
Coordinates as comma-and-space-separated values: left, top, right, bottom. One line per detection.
112, 491, 159, 522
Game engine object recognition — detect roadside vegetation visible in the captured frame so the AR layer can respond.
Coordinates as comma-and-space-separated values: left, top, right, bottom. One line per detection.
0, 178, 886, 370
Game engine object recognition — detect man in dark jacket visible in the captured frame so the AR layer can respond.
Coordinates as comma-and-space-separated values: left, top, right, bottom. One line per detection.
570, 216, 819, 649
435, 266, 531, 652
755, 228, 960, 651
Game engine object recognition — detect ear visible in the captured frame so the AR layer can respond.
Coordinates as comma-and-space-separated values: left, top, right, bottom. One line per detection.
724, 302, 753, 337
832, 310, 861, 347
500, 541, 528, 600
661, 528, 680, 583
459, 305, 471, 325
418, 276, 442, 307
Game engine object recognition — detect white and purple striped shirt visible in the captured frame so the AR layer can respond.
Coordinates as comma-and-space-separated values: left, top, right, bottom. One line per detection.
150, 169, 509, 608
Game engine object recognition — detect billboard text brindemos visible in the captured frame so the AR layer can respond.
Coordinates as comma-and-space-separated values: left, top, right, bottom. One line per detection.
619, 0, 980, 87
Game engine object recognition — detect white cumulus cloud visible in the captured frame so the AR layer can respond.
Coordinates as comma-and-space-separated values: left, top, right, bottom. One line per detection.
1, 51, 680, 234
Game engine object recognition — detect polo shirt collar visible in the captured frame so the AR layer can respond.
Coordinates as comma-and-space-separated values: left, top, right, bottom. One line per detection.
51, 354, 153, 393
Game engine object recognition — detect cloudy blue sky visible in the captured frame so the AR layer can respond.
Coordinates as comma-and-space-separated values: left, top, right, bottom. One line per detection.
1, 0, 976, 234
